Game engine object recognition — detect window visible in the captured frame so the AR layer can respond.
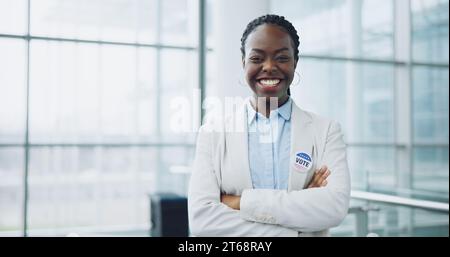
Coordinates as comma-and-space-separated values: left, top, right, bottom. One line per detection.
271, 0, 449, 236
0, 0, 27, 35
30, 0, 159, 43
0, 0, 199, 236
0, 148, 23, 236
271, 0, 394, 59
27, 146, 157, 235
294, 59, 395, 143
413, 67, 449, 143
29, 41, 158, 143
411, 0, 449, 199
411, 0, 449, 63
0, 39, 26, 144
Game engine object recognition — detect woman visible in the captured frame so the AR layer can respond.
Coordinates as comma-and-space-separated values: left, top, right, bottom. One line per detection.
188, 14, 350, 236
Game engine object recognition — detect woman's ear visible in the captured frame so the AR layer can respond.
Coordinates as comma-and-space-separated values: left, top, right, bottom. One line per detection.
242, 58, 246, 68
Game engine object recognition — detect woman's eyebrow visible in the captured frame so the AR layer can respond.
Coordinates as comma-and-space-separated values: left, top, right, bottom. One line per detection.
274, 47, 290, 53
250, 48, 265, 54
250, 48, 290, 54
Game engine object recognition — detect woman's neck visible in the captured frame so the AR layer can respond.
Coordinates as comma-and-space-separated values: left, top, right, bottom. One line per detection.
250, 95, 289, 118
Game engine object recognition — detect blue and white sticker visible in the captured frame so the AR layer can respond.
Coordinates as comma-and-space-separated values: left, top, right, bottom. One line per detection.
294, 152, 312, 172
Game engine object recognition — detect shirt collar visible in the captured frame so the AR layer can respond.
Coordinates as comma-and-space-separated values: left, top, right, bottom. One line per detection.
246, 97, 292, 124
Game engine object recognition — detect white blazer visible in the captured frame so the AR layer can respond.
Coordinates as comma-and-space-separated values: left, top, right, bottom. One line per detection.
188, 99, 351, 237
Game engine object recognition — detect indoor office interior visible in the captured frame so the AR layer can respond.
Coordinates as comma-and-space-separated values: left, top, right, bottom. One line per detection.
0, 0, 448, 237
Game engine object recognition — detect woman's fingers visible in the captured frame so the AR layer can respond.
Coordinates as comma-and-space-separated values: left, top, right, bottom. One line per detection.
307, 166, 330, 188
314, 166, 328, 185
308, 166, 324, 188
316, 168, 330, 186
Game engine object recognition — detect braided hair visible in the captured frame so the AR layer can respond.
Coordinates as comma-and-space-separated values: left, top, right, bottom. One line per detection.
240, 14, 300, 96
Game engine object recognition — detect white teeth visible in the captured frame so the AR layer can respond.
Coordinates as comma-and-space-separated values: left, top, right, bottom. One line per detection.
260, 79, 280, 85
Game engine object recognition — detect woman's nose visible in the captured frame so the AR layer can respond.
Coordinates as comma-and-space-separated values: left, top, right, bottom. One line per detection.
262, 59, 277, 73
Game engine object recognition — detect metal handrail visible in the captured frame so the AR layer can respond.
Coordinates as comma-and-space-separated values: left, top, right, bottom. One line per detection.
351, 190, 449, 213
347, 191, 448, 236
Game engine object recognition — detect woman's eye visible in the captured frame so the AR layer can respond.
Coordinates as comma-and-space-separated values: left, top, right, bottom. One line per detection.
276, 56, 290, 62
249, 57, 263, 63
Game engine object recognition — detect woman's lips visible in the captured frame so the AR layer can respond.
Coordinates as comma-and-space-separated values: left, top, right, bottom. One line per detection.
257, 79, 282, 88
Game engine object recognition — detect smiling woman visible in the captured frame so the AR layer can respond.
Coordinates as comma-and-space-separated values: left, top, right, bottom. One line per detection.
188, 14, 351, 237
244, 25, 293, 103
241, 16, 299, 115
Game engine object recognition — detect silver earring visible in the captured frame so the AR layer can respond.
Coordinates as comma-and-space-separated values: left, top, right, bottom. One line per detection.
238, 71, 247, 87
291, 71, 301, 87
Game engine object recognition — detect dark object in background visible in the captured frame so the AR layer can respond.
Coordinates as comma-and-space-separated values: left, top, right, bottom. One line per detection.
150, 193, 189, 237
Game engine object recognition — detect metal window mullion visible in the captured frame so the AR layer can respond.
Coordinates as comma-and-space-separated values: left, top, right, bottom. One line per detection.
0, 34, 197, 51
394, 0, 413, 190
199, 0, 206, 122
394, 0, 413, 235
23, 0, 31, 237
155, 0, 163, 192
0, 143, 196, 148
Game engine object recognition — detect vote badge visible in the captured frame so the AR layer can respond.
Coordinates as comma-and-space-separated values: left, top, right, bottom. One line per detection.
294, 152, 312, 172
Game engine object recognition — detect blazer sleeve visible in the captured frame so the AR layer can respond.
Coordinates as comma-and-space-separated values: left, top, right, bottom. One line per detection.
188, 125, 299, 236
239, 121, 351, 232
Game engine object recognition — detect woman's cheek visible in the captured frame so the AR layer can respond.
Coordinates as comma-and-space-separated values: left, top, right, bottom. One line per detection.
244, 67, 257, 84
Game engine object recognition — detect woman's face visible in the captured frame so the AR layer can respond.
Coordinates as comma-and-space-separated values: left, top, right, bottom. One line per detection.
243, 24, 297, 101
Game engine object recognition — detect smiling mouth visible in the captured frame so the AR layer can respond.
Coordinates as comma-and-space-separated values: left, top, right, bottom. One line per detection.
257, 79, 281, 88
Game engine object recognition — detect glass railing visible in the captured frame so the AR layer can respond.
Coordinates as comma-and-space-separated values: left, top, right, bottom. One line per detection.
331, 190, 449, 236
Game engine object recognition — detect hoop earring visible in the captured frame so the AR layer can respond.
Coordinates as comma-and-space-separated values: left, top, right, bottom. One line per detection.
291, 71, 301, 87
238, 70, 247, 87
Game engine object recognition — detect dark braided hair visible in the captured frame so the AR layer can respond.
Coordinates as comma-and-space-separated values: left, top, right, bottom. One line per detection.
240, 14, 300, 95
241, 14, 300, 62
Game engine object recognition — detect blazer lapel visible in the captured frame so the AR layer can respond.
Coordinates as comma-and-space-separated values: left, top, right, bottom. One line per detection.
288, 104, 315, 191
224, 100, 253, 191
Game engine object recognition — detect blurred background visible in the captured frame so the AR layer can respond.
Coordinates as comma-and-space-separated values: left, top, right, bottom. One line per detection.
0, 0, 448, 236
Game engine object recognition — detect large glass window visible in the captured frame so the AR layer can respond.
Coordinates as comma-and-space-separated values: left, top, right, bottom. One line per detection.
272, 0, 449, 236
294, 59, 395, 143
348, 146, 396, 190
30, 0, 159, 43
160, 49, 198, 143
411, 36, 449, 200
0, 0, 199, 236
27, 147, 157, 234
413, 146, 449, 195
412, 67, 449, 144
160, 0, 197, 47
272, 0, 449, 196
0, 39, 27, 144
0, 148, 23, 236
271, 0, 394, 59
29, 41, 158, 143
0, 0, 27, 35
411, 0, 449, 63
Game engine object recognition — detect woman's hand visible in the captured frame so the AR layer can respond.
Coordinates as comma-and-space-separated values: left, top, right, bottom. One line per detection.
307, 165, 330, 188
220, 194, 241, 210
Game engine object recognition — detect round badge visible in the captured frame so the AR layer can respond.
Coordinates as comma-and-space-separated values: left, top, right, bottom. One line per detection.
294, 152, 312, 172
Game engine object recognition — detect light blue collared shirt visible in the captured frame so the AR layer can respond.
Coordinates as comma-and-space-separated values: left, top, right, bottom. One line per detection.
246, 98, 292, 190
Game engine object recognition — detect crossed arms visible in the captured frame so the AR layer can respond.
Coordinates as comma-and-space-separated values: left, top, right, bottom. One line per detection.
188, 121, 350, 236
